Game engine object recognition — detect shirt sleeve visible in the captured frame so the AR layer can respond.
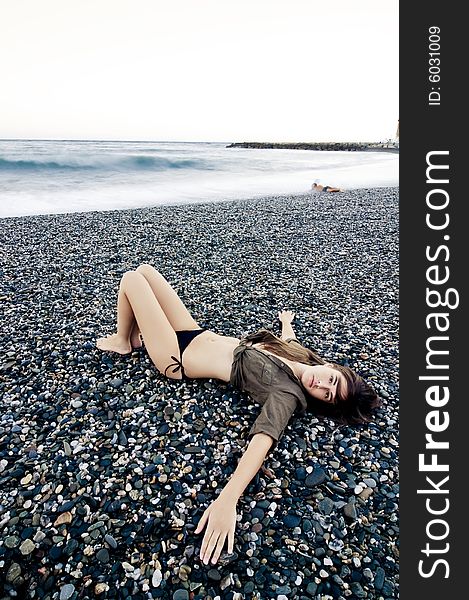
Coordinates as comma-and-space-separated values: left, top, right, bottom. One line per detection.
247, 390, 299, 451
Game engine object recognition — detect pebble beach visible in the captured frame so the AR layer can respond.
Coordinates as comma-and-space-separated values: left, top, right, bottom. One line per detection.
0, 188, 399, 600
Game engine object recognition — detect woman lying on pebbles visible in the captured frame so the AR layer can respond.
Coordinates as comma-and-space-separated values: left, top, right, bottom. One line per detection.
96, 264, 380, 567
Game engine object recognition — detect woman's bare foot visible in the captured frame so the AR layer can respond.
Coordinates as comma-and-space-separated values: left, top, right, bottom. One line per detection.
96, 333, 132, 355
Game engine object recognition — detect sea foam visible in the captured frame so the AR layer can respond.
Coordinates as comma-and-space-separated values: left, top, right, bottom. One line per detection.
0, 140, 398, 218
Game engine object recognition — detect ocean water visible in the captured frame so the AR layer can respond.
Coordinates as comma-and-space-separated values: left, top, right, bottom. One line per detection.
0, 140, 398, 218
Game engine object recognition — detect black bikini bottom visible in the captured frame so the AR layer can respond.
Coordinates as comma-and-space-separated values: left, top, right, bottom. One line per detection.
164, 328, 207, 379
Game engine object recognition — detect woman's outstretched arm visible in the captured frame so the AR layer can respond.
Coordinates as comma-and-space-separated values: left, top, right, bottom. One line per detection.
218, 433, 273, 502
195, 433, 273, 565
278, 309, 297, 340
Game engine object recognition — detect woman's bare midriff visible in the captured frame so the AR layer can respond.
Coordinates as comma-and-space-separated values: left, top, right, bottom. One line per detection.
182, 331, 241, 381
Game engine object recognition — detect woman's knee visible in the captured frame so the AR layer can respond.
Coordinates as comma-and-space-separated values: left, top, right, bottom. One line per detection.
136, 263, 159, 277
121, 270, 144, 286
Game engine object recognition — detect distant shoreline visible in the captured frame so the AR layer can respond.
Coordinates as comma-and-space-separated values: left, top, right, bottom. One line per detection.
227, 142, 399, 153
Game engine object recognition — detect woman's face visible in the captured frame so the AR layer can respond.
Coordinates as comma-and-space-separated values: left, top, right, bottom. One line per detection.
301, 363, 347, 404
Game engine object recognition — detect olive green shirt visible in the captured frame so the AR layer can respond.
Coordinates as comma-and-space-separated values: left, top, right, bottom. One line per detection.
230, 331, 308, 451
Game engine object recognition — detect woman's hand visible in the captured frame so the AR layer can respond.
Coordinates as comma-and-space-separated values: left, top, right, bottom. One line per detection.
278, 310, 295, 324
195, 497, 237, 565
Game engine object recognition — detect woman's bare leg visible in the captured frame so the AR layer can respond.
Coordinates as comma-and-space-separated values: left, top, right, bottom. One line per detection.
96, 271, 183, 379
98, 263, 199, 351
125, 264, 200, 347
95, 276, 136, 354
124, 264, 199, 348
136, 264, 200, 330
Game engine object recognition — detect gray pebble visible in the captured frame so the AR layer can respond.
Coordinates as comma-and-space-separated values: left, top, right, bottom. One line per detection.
96, 548, 109, 563
318, 497, 334, 515
305, 468, 327, 487
6, 562, 22, 583
374, 566, 385, 589
60, 584, 76, 600
19, 539, 35, 555
344, 500, 358, 520
105, 534, 118, 549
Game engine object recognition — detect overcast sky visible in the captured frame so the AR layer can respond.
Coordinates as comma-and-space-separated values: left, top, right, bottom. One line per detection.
0, 0, 398, 142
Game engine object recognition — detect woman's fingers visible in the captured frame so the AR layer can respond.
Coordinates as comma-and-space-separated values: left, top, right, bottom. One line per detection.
227, 527, 235, 554
195, 499, 237, 564
201, 529, 219, 564
210, 533, 228, 564
199, 521, 212, 560
197, 507, 217, 563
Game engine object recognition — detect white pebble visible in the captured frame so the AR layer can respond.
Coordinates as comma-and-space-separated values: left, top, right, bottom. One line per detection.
320, 569, 329, 578
21, 473, 32, 486
152, 569, 162, 587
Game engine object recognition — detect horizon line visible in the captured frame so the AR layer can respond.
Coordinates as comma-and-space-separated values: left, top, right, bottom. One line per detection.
0, 137, 383, 145
0, 138, 228, 144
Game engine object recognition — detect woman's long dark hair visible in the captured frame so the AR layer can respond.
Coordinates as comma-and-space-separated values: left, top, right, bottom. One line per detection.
244, 329, 381, 425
